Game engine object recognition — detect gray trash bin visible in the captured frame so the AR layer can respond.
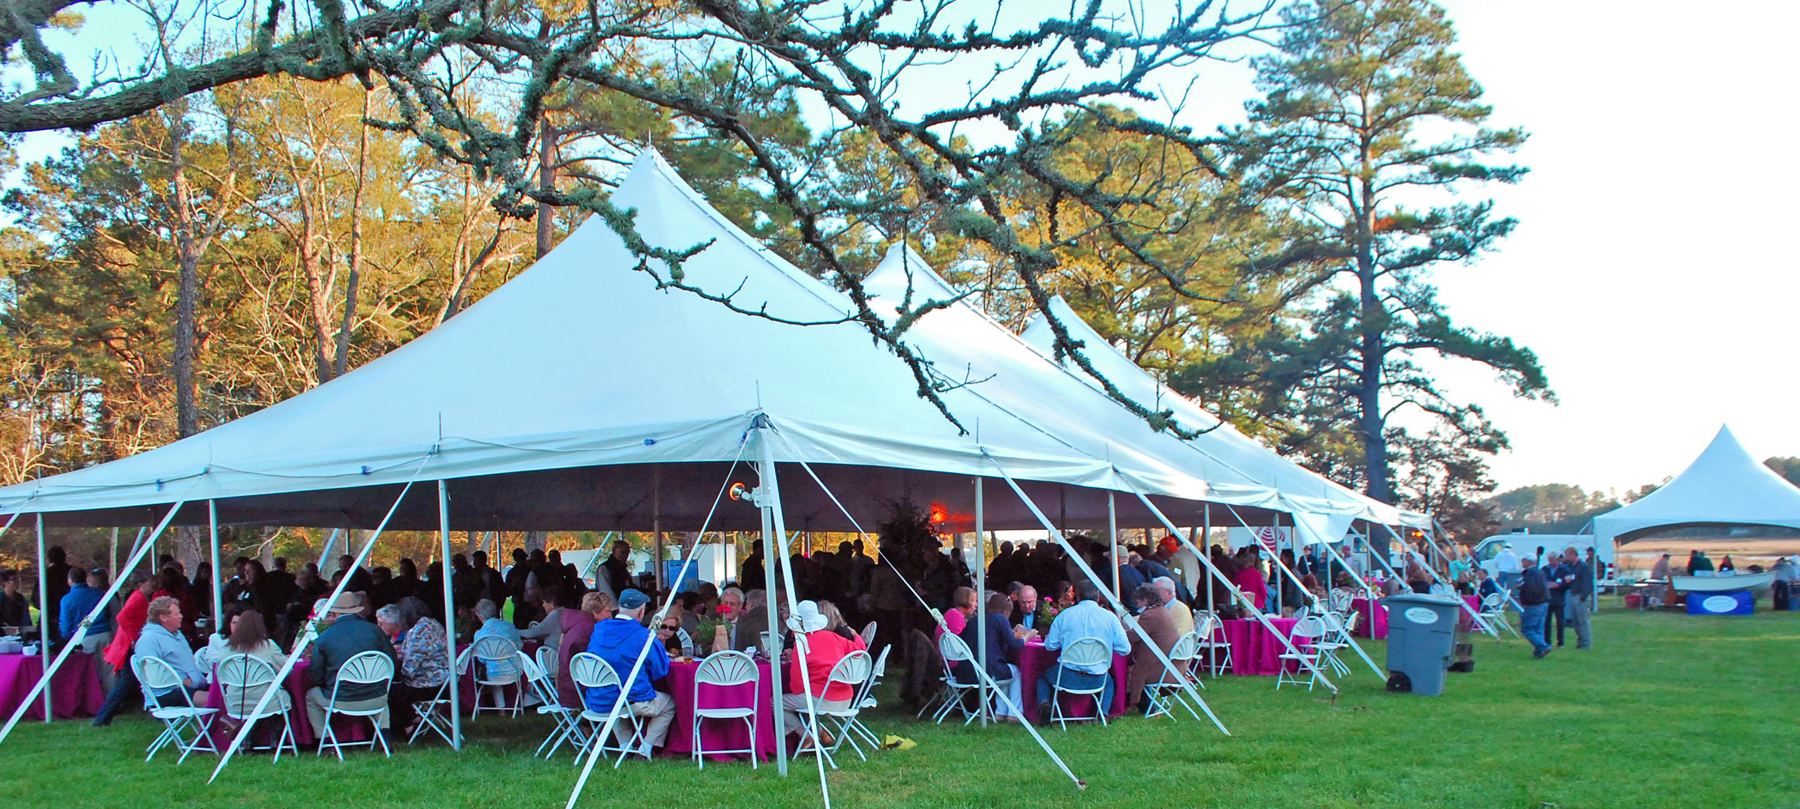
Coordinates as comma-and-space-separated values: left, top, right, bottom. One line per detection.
1379, 594, 1461, 696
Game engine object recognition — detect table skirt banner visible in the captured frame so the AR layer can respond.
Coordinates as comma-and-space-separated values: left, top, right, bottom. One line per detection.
1687, 590, 1755, 616
662, 658, 777, 761
0, 652, 105, 720
1211, 618, 1300, 676
1351, 599, 1389, 639
1458, 596, 1479, 631
1017, 642, 1127, 724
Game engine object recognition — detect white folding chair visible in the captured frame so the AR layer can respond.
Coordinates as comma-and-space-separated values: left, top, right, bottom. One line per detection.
675, 628, 696, 657
568, 652, 644, 769
132, 656, 218, 764
1046, 637, 1111, 730
1275, 616, 1325, 692
470, 636, 526, 718
690, 650, 759, 769
216, 654, 298, 761
792, 649, 872, 769
859, 621, 878, 648
519, 650, 587, 758
841, 645, 890, 754
1311, 613, 1352, 678
1143, 632, 1202, 721
318, 650, 394, 759
408, 646, 473, 746
931, 632, 987, 724
1193, 612, 1232, 677
1479, 592, 1520, 639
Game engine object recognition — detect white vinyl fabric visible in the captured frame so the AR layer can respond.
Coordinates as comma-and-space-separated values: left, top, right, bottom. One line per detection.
863, 246, 1420, 528
0, 151, 1217, 531
1591, 425, 1800, 544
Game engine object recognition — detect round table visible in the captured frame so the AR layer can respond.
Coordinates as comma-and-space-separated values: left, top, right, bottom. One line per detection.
0, 652, 104, 720
1017, 641, 1127, 724
661, 657, 777, 762
1350, 598, 1389, 639
1211, 618, 1299, 675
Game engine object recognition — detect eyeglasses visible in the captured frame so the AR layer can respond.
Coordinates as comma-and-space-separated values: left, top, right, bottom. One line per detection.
659, 624, 679, 632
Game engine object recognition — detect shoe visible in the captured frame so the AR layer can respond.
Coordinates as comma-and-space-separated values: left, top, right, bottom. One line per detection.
1036, 701, 1052, 725
1531, 649, 1547, 659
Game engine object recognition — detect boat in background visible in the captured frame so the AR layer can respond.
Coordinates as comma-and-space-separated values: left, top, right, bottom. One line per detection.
1669, 571, 1775, 593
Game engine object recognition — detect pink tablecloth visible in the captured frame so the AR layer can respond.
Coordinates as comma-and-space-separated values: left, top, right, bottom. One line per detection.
1018, 642, 1127, 724
1351, 598, 1389, 639
1212, 618, 1300, 676
207, 658, 322, 748
0, 652, 105, 720
662, 658, 776, 761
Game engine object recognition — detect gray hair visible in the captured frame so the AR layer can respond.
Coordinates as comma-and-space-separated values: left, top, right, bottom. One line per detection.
475, 598, 499, 620
744, 589, 767, 609
1153, 576, 1176, 599
375, 604, 403, 624
720, 587, 744, 602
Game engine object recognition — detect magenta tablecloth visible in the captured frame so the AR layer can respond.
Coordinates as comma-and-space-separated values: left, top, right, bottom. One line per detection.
1212, 618, 1299, 675
207, 658, 321, 748
0, 652, 105, 720
1351, 598, 1389, 639
662, 658, 777, 761
1017, 642, 1127, 724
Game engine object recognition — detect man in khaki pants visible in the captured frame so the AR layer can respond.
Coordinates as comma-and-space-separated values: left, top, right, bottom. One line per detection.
304, 592, 396, 734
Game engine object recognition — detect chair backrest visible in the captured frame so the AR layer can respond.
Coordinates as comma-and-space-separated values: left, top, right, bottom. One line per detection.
676, 628, 695, 656
216, 653, 278, 715
568, 651, 619, 691
936, 630, 973, 664
1293, 606, 1312, 623
825, 650, 873, 690
336, 650, 395, 687
1341, 610, 1360, 633
1168, 632, 1199, 663
1318, 612, 1345, 635
1193, 611, 1218, 636
518, 650, 563, 708
1291, 616, 1324, 641
859, 621, 878, 647
1481, 592, 1505, 611
869, 644, 891, 681
1058, 637, 1110, 669
694, 650, 758, 688
535, 645, 559, 680
759, 631, 776, 653
472, 636, 522, 679
133, 655, 192, 710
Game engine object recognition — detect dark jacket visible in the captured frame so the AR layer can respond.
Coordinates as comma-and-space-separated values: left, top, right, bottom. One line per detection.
1544, 561, 1569, 606
733, 605, 769, 653
956, 613, 1022, 683
601, 556, 632, 597
1517, 567, 1549, 606
309, 614, 397, 701
1567, 560, 1594, 598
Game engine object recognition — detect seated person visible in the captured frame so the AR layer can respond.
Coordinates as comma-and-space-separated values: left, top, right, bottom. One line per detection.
781, 600, 867, 747
1034, 582, 1129, 723
732, 589, 769, 653
305, 592, 394, 732
390, 596, 449, 736
471, 598, 523, 681
1125, 583, 1181, 714
134, 595, 210, 707
939, 586, 976, 639
582, 589, 675, 759
519, 587, 568, 656
1476, 568, 1503, 601
956, 592, 1027, 721
218, 609, 290, 714
1154, 577, 1194, 637
1009, 585, 1043, 631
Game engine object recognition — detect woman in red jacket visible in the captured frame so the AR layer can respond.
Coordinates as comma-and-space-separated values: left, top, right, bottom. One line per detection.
92, 573, 158, 726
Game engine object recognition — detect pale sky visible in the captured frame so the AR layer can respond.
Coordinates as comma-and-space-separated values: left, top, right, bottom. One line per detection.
11, 0, 1798, 498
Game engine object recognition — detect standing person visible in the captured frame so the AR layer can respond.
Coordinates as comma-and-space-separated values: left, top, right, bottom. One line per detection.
1516, 557, 1551, 659
41, 546, 71, 640
1494, 543, 1522, 593
0, 571, 29, 627
92, 573, 158, 726
1542, 552, 1569, 648
1650, 553, 1672, 580
1562, 548, 1593, 650
600, 540, 633, 600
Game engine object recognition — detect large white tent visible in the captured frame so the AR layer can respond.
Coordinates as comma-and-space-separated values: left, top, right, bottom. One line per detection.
1590, 425, 1800, 545
0, 151, 1267, 533
860, 245, 1419, 537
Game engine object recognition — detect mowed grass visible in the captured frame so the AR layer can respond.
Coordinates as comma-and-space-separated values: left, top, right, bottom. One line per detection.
4, 601, 1797, 809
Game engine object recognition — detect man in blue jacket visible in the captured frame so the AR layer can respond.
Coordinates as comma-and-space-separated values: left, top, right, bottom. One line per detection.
582, 589, 674, 759
59, 568, 111, 649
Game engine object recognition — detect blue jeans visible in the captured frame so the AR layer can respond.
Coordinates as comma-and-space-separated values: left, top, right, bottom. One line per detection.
91, 663, 138, 727
1519, 603, 1549, 655
1035, 664, 1114, 715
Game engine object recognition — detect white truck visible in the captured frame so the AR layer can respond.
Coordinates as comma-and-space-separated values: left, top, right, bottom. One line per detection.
1473, 533, 1615, 579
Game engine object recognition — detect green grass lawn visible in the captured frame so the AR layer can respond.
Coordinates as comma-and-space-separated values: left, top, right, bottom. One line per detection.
5, 601, 1797, 809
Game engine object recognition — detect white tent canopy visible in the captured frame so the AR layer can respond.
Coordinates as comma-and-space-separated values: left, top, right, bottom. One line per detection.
860, 245, 1416, 529
0, 151, 1246, 533
1590, 425, 1800, 545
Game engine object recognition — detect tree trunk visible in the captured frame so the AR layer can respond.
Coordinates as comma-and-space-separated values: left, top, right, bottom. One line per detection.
536, 118, 555, 259
167, 106, 201, 440
1355, 166, 1390, 503
332, 88, 371, 380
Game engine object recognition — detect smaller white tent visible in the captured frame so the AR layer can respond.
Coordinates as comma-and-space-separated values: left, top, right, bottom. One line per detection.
1591, 425, 1800, 545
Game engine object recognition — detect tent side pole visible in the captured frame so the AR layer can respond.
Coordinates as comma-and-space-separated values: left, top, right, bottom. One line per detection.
762, 467, 787, 776
36, 514, 49, 722
975, 476, 987, 727
653, 468, 664, 592
109, 528, 119, 581
1108, 491, 1120, 600
438, 480, 462, 750
208, 501, 223, 633
1204, 504, 1213, 617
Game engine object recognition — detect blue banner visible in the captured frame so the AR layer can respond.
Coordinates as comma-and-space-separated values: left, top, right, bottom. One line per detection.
1687, 589, 1755, 616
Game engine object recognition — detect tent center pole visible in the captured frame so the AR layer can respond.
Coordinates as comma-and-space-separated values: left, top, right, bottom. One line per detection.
35, 514, 50, 722
208, 501, 223, 635
975, 477, 987, 727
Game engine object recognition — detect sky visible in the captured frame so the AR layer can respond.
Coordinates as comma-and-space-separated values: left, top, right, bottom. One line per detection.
9, 0, 1799, 498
